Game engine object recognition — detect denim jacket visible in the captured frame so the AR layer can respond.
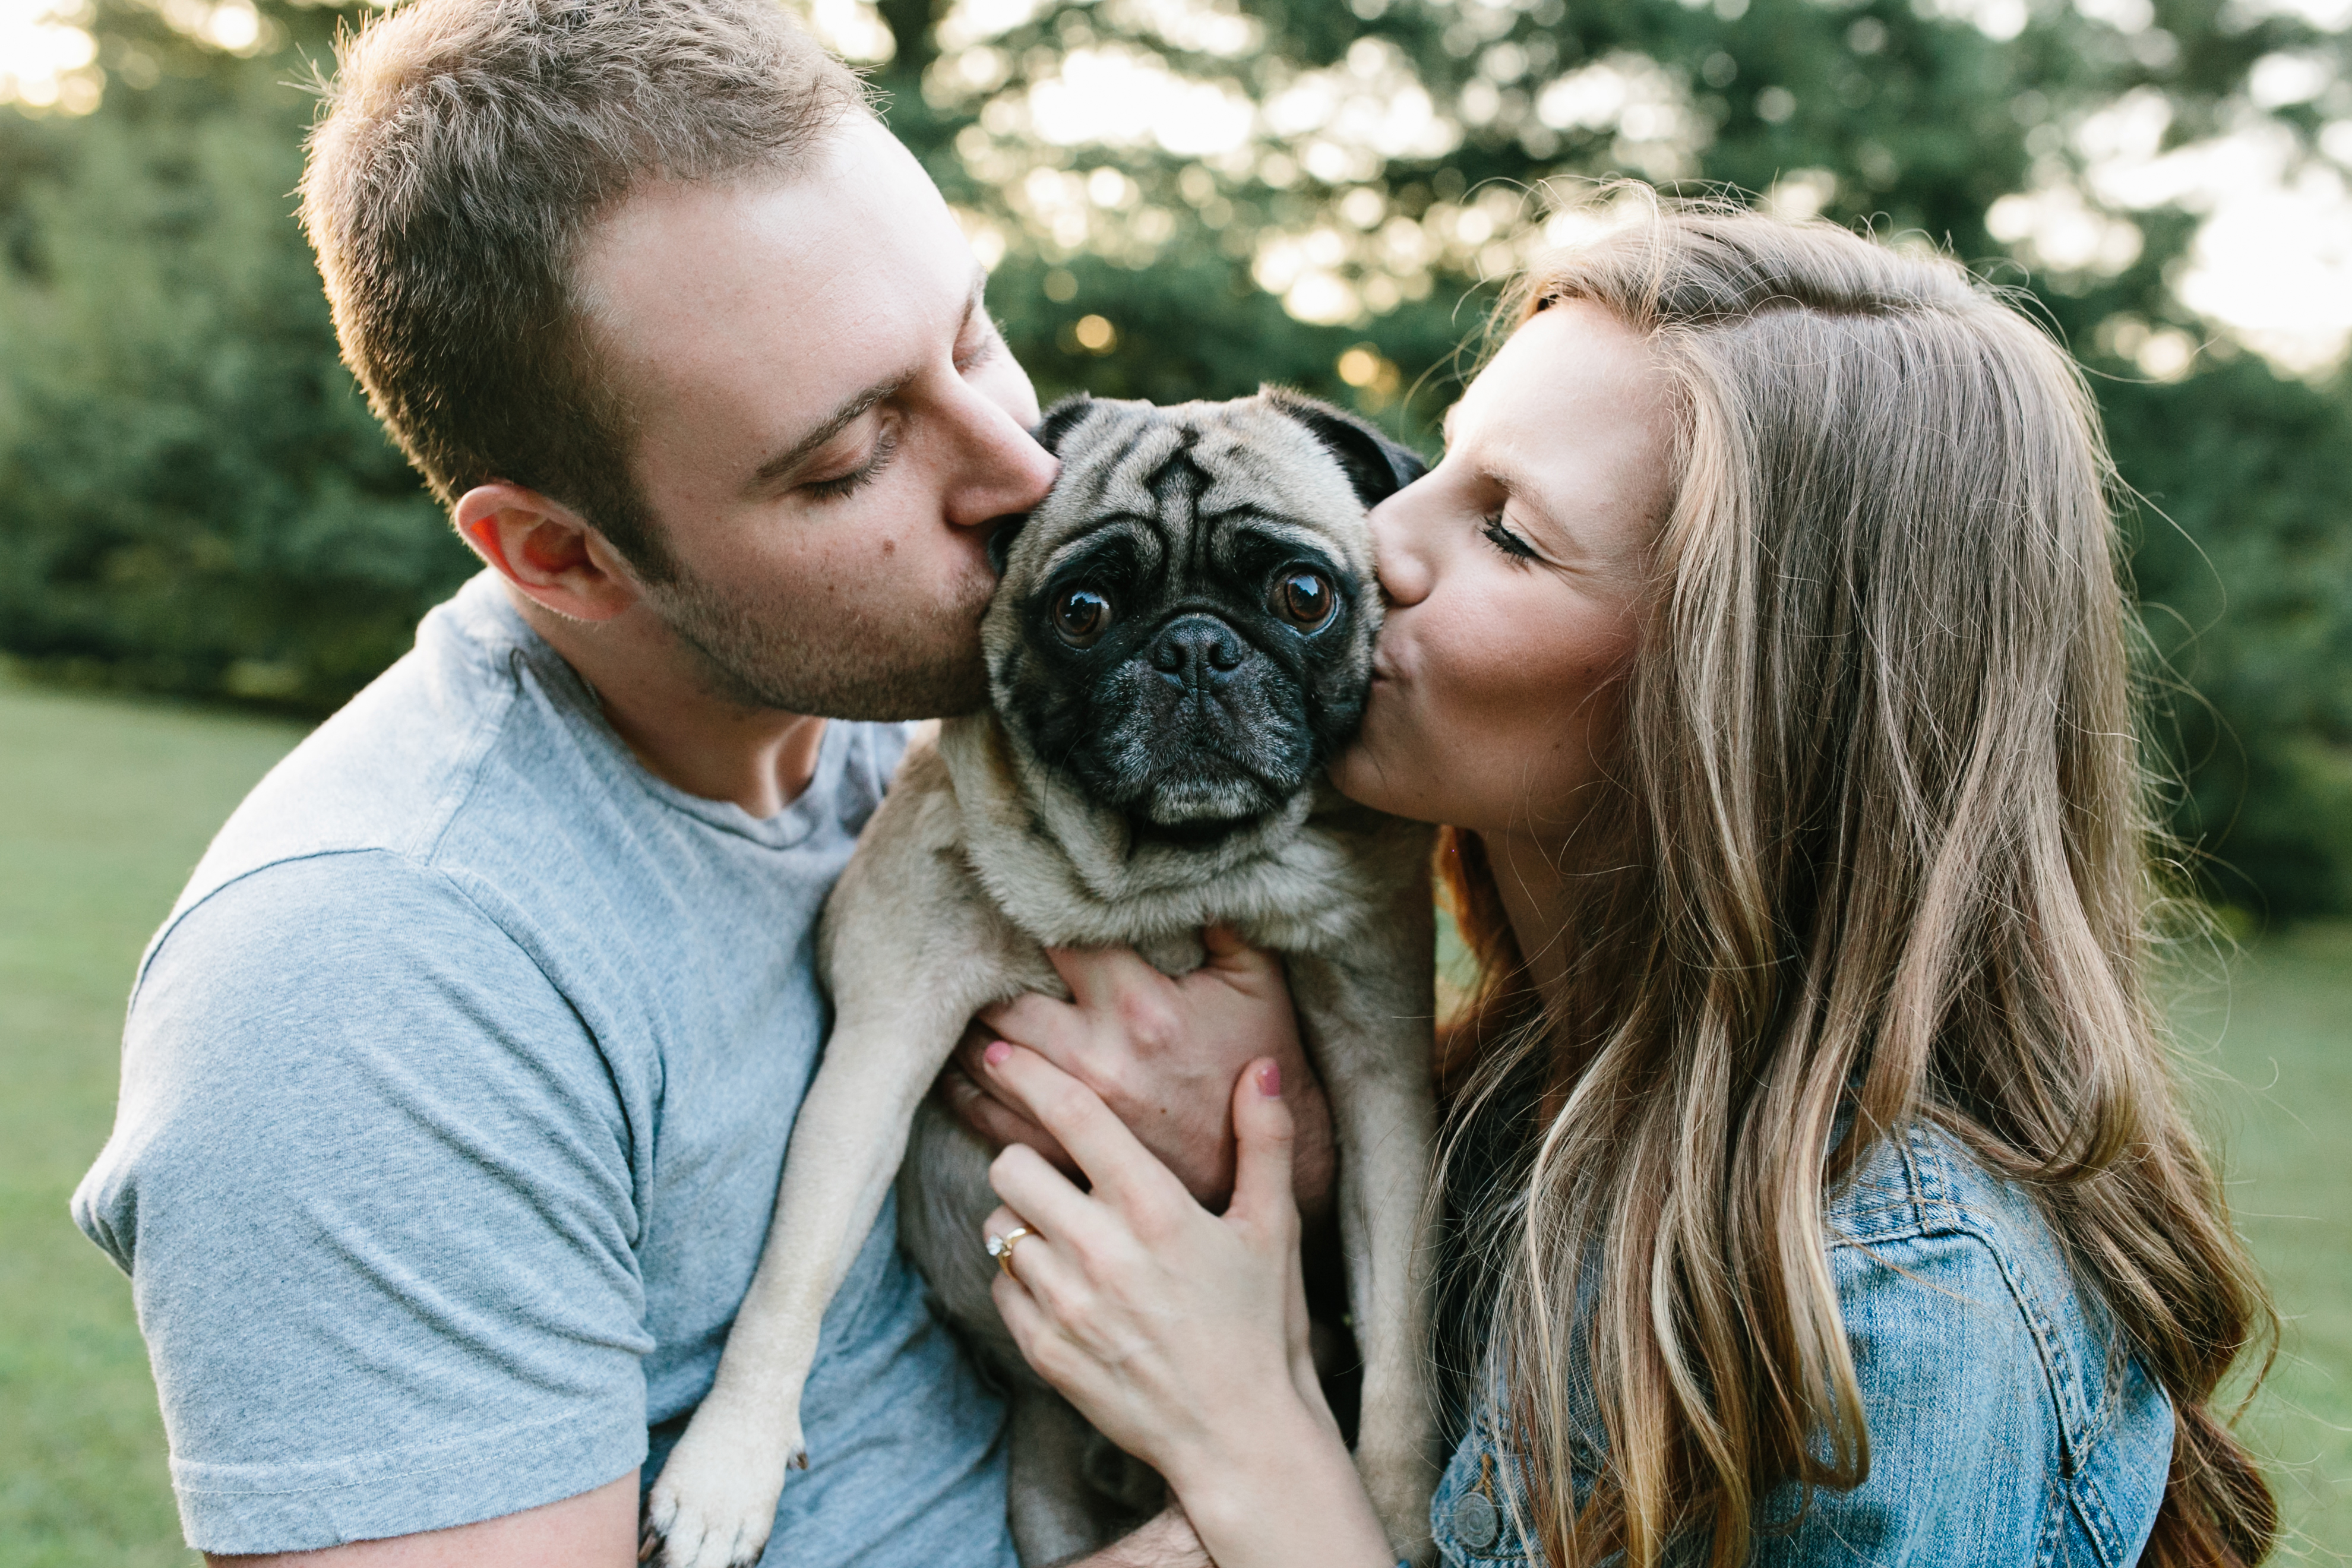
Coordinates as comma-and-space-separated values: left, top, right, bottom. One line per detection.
1430, 1124, 2175, 1567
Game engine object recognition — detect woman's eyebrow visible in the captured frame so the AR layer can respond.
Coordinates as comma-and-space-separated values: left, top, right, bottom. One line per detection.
1483, 449, 1583, 557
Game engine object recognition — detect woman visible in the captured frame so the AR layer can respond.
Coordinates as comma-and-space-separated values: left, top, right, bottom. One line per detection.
965, 203, 2277, 1567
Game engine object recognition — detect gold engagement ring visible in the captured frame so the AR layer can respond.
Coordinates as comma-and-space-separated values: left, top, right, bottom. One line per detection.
985, 1225, 1035, 1277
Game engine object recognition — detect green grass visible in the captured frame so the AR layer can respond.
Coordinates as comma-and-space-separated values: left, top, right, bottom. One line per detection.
2176, 925, 2352, 1563
0, 675, 306, 1568
1, 675, 2345, 1563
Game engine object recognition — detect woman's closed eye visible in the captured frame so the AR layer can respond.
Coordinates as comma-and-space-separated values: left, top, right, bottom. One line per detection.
803, 422, 903, 501
1480, 513, 1539, 564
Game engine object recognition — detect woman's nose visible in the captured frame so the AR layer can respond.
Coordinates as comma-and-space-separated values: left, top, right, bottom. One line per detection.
1367, 494, 1432, 608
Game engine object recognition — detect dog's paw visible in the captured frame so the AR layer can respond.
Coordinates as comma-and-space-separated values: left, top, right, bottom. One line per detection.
642, 1414, 805, 1568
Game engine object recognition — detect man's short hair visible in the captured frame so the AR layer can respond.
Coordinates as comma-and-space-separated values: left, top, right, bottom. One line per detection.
301, 0, 868, 577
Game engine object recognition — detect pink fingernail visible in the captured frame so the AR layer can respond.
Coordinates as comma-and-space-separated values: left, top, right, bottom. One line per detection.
985, 1041, 1013, 1068
1257, 1062, 1281, 1098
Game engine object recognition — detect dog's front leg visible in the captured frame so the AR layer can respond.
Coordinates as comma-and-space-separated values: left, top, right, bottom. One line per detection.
646, 782, 1029, 1567
645, 987, 985, 1567
1289, 886, 1441, 1565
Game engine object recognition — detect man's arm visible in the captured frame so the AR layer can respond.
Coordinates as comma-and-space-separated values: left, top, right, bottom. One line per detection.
206, 1477, 637, 1568
74, 853, 653, 1559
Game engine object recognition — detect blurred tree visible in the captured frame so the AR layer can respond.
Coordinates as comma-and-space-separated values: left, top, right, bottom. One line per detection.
856, 0, 2347, 409
844, 0, 2352, 912
0, 0, 2345, 912
0, 0, 473, 711
2116, 362, 2352, 915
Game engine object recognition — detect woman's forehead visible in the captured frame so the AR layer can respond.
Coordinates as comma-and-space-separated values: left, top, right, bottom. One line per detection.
1449, 303, 1670, 517
1452, 301, 1659, 442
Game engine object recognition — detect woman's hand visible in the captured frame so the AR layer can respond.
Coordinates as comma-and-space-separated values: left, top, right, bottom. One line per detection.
975, 1042, 1395, 1568
938, 927, 1336, 1221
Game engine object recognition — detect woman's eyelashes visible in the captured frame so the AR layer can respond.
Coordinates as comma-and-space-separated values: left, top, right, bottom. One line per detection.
1480, 513, 1539, 564
803, 422, 903, 501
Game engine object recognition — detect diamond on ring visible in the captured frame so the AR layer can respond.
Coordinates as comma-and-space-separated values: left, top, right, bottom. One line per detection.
986, 1225, 1034, 1276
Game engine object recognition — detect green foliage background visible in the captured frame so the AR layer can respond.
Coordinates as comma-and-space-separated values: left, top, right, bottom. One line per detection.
1, 0, 2347, 913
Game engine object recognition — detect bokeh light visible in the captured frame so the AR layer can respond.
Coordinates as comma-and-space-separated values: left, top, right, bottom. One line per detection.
897, 0, 2352, 375
2, 0, 2347, 373
1, 0, 99, 113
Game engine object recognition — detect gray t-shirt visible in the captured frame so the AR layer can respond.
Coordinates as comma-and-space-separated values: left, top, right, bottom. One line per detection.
71, 573, 1016, 1564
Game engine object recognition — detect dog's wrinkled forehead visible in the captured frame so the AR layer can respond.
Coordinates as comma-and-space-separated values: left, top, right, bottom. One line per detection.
978, 388, 1424, 828
999, 396, 1380, 589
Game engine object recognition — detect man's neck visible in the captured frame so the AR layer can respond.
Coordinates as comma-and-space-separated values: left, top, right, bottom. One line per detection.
506, 582, 827, 820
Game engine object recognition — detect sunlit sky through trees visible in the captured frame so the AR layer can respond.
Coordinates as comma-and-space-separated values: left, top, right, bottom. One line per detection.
3, 0, 2348, 373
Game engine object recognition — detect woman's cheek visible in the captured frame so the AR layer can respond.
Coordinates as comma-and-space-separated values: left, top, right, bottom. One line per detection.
1330, 676, 1421, 814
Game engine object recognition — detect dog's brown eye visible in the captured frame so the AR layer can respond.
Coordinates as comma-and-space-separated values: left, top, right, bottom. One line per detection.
1053, 587, 1112, 647
1270, 570, 1336, 631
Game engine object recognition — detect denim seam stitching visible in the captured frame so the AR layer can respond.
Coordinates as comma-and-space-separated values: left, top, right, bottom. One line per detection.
2034, 1464, 2065, 1568
1910, 1130, 2097, 1477
1824, 1128, 1934, 1248
2069, 1465, 2129, 1568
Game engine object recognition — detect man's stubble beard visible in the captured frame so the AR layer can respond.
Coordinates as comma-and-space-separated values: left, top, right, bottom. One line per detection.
643, 554, 995, 722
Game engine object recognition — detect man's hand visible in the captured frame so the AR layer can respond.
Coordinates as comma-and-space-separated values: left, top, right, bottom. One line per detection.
935, 926, 1336, 1222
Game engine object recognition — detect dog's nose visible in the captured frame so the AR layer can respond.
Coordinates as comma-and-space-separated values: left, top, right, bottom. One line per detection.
1147, 615, 1245, 689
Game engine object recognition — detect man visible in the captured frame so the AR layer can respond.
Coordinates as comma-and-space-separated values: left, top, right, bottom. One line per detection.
68, 1, 1328, 1563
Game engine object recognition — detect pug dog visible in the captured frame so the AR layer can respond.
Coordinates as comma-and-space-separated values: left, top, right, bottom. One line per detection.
644, 390, 1441, 1568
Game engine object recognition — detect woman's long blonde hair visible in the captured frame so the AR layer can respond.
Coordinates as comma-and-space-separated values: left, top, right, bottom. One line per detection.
1437, 198, 2275, 1567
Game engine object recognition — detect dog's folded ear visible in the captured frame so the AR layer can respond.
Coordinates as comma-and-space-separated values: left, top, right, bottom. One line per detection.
1032, 394, 1100, 455
994, 396, 1103, 574
1259, 386, 1429, 509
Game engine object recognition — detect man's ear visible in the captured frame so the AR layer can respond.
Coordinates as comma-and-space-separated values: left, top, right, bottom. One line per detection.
453, 482, 640, 623
1260, 386, 1430, 508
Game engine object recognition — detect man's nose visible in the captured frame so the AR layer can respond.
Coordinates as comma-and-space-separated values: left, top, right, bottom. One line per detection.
945, 393, 1060, 532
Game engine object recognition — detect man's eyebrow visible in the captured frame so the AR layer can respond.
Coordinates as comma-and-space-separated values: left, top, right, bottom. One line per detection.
750, 377, 906, 492
747, 269, 995, 495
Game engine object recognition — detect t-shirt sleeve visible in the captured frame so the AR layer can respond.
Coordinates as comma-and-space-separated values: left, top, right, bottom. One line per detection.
71, 850, 654, 1554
